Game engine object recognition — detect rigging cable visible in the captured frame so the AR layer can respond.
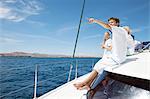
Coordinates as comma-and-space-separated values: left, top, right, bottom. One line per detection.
68, 0, 86, 82
72, 0, 86, 58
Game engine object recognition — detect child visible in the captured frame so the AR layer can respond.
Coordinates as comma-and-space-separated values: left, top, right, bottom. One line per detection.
101, 32, 112, 61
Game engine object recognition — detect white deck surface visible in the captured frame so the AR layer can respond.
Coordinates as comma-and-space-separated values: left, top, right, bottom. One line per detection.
105, 51, 150, 80
38, 51, 150, 99
38, 73, 90, 99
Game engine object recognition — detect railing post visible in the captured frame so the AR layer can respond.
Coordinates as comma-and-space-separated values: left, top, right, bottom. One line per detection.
67, 63, 73, 82
75, 59, 78, 79
33, 65, 38, 99
92, 59, 94, 69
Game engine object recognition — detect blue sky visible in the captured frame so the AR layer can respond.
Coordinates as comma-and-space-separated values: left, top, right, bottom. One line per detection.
0, 0, 149, 57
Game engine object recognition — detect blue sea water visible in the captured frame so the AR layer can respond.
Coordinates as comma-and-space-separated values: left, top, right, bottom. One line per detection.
0, 57, 99, 99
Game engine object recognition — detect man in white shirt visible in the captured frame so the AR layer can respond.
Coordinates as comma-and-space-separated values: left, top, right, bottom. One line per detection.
74, 17, 129, 90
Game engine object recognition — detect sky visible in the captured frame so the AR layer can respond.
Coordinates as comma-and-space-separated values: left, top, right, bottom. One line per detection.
0, 0, 149, 57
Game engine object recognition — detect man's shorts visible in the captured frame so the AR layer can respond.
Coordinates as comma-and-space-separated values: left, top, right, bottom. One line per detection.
93, 57, 118, 74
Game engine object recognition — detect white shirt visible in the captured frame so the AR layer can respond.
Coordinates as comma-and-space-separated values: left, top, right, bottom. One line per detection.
103, 38, 112, 59
134, 40, 141, 46
127, 34, 135, 55
111, 26, 128, 64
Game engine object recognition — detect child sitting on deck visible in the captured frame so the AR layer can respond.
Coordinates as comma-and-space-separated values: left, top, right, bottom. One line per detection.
101, 32, 112, 62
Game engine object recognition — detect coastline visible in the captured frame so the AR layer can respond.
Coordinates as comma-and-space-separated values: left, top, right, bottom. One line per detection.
0, 52, 101, 58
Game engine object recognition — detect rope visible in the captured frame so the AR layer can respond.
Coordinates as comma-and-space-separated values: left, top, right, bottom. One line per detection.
68, 0, 86, 82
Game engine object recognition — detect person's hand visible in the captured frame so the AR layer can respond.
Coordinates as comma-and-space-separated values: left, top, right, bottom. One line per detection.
101, 44, 105, 49
88, 18, 95, 24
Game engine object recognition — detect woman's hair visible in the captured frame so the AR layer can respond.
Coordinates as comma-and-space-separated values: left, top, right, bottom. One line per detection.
108, 17, 120, 23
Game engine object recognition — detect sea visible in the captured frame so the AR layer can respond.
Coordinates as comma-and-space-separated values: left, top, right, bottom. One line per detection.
0, 56, 100, 99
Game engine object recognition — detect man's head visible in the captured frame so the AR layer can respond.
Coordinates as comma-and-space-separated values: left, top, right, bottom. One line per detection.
108, 17, 120, 27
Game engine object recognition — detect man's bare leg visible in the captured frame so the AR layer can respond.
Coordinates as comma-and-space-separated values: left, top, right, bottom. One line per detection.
73, 61, 110, 90
74, 70, 98, 90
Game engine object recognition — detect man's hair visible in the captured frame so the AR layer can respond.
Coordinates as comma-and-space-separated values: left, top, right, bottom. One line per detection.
108, 17, 120, 23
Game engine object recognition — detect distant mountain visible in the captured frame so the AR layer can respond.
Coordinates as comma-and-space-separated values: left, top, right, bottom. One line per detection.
0, 52, 71, 58
0, 52, 100, 58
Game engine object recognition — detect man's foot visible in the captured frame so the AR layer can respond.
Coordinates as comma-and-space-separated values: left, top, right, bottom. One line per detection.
73, 83, 90, 90
78, 85, 91, 90
73, 82, 84, 88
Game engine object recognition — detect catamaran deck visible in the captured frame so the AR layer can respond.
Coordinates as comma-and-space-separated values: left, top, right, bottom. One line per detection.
38, 51, 150, 99
105, 51, 150, 80
38, 74, 89, 99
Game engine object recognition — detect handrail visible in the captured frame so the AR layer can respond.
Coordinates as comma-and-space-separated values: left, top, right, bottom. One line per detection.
0, 69, 72, 98
0, 61, 72, 98
0, 83, 34, 98
142, 43, 150, 50
0, 65, 33, 73
37, 60, 74, 67
38, 72, 69, 85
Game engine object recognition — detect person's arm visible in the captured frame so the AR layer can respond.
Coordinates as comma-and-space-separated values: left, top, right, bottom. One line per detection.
123, 26, 131, 34
102, 45, 112, 51
88, 18, 111, 30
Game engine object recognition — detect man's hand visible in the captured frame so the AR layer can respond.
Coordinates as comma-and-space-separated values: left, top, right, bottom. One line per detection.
88, 18, 111, 30
88, 18, 95, 24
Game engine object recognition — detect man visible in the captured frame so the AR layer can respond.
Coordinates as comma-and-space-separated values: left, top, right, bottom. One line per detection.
74, 17, 129, 90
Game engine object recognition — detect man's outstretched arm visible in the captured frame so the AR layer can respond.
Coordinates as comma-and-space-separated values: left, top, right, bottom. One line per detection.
88, 18, 111, 30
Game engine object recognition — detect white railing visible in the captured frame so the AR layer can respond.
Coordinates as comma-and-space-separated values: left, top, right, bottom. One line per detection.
33, 65, 38, 99
67, 63, 73, 82
0, 59, 96, 99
